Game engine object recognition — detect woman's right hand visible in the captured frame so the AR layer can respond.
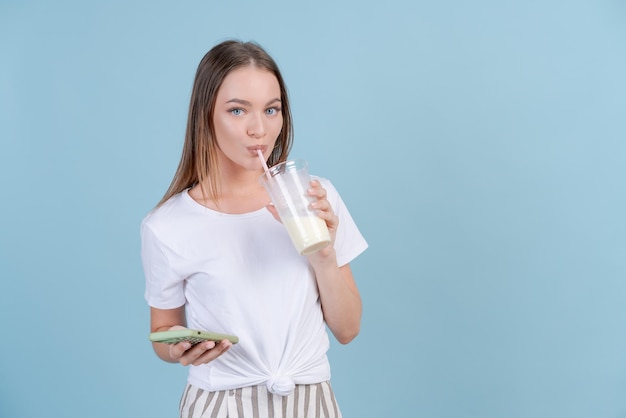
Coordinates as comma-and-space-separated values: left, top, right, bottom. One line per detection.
150, 307, 233, 366
167, 325, 233, 366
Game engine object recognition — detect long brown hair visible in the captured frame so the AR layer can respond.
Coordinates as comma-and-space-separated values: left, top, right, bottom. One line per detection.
157, 40, 294, 207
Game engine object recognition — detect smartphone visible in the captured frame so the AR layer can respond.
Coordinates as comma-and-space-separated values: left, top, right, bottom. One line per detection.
149, 329, 239, 345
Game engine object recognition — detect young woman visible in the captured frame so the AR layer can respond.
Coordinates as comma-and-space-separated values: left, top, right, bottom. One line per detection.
141, 40, 368, 418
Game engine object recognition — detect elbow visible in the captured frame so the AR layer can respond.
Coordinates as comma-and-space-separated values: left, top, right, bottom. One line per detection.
334, 325, 360, 345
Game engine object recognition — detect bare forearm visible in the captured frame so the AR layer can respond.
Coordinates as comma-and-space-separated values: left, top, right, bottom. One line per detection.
310, 250, 362, 344
150, 307, 187, 363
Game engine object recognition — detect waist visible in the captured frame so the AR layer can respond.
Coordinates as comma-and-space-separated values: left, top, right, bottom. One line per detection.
187, 354, 331, 396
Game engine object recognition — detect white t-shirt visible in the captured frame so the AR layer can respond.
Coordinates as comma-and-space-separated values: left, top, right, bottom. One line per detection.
141, 177, 367, 396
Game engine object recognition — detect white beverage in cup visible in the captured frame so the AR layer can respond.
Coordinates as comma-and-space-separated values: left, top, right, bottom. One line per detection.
259, 159, 331, 255
282, 216, 330, 255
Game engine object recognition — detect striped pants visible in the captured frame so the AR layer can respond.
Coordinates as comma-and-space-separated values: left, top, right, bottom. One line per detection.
179, 381, 342, 418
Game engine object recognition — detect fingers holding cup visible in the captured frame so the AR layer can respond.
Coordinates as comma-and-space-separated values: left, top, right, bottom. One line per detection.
308, 180, 338, 233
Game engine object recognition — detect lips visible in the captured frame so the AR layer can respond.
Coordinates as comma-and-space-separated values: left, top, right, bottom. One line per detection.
248, 145, 267, 155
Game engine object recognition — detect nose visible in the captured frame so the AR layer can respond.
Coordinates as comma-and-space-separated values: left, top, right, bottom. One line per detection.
247, 112, 266, 138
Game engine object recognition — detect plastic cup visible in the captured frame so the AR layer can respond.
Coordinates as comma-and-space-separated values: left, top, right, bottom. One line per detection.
259, 159, 331, 255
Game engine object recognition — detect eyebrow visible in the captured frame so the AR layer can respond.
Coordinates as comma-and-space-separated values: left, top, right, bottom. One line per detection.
225, 98, 281, 106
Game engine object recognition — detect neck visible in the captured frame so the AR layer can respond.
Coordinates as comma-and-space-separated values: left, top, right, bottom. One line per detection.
189, 155, 270, 213
215, 160, 265, 195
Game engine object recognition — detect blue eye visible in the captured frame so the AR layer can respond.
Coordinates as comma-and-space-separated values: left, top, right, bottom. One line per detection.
230, 108, 243, 116
266, 107, 281, 116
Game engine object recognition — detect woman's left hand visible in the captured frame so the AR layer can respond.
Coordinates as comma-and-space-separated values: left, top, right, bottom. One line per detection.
265, 179, 338, 250
306, 179, 338, 246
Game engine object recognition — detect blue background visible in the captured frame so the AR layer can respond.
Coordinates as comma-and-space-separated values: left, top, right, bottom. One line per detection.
1, 1, 625, 417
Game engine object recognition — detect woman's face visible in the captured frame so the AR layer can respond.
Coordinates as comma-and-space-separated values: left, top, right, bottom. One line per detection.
212, 65, 283, 172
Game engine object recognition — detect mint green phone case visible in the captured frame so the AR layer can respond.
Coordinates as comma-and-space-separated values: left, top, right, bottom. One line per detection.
149, 329, 239, 345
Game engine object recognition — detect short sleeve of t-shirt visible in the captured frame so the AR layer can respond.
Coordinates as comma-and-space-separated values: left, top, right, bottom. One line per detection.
141, 220, 186, 309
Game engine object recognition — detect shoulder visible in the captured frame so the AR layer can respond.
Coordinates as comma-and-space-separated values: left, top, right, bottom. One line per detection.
141, 191, 191, 236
